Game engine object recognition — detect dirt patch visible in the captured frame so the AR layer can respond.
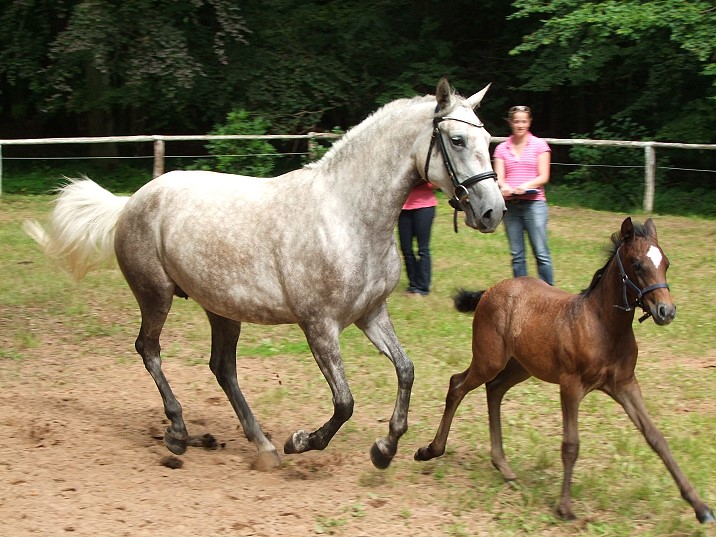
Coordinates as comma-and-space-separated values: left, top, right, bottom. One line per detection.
0, 331, 498, 537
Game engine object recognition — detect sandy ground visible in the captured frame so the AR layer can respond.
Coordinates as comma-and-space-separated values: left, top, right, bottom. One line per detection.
1, 329, 503, 537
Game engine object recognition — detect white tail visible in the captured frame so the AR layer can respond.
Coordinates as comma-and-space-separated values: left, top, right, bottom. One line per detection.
23, 178, 130, 281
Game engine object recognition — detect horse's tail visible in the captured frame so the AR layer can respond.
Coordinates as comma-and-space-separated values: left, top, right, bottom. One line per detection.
453, 289, 486, 313
23, 177, 130, 281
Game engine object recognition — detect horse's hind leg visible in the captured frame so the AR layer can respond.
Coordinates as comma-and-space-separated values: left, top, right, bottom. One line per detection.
605, 378, 714, 524
205, 311, 280, 470
485, 358, 531, 480
355, 303, 414, 469
133, 291, 189, 455
284, 319, 355, 457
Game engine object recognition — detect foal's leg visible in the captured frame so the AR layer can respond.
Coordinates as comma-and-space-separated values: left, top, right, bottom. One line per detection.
284, 319, 354, 457
415, 352, 500, 462
605, 379, 714, 523
556, 378, 584, 520
205, 311, 280, 470
355, 303, 415, 469
485, 358, 531, 480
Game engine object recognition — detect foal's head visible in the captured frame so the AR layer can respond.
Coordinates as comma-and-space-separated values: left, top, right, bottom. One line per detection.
584, 218, 675, 325
613, 217, 675, 325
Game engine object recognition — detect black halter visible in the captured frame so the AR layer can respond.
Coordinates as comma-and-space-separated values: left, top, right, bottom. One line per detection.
423, 112, 497, 232
613, 245, 670, 323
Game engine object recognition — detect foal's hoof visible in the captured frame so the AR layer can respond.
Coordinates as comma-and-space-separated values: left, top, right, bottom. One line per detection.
370, 439, 394, 470
697, 507, 715, 524
414, 446, 433, 461
556, 505, 576, 521
164, 429, 188, 455
252, 450, 281, 472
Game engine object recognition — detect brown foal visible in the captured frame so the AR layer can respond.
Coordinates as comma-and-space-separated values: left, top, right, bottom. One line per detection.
415, 217, 714, 523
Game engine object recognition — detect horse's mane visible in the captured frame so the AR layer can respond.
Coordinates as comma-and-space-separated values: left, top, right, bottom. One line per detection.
306, 92, 460, 171
579, 221, 649, 296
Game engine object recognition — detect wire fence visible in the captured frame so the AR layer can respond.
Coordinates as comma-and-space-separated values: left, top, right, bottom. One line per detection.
1, 134, 714, 212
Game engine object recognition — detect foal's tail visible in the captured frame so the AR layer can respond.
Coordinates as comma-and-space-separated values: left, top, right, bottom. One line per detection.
453, 289, 486, 313
23, 177, 130, 281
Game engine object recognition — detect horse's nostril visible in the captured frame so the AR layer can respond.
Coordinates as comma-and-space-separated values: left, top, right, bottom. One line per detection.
658, 304, 676, 319
483, 209, 493, 221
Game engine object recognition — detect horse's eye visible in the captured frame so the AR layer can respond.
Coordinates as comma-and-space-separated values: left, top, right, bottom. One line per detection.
632, 261, 643, 273
450, 136, 465, 147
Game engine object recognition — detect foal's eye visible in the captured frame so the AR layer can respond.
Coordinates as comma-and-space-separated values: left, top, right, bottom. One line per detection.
632, 261, 643, 273
450, 136, 465, 147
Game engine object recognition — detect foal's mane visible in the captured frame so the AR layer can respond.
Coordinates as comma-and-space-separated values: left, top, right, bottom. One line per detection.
580, 221, 650, 296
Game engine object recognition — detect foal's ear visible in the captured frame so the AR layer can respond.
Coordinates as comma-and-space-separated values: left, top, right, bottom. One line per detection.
620, 217, 635, 242
644, 218, 658, 241
466, 83, 492, 110
435, 77, 453, 112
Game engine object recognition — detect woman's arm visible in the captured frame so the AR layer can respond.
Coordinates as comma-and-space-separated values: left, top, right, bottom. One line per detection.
493, 158, 513, 198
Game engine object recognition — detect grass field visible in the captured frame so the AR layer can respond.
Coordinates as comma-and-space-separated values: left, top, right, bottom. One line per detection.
1, 189, 714, 536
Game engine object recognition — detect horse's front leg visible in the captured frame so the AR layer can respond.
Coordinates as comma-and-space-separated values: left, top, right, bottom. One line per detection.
557, 379, 584, 521
605, 378, 714, 524
355, 303, 414, 469
284, 320, 354, 455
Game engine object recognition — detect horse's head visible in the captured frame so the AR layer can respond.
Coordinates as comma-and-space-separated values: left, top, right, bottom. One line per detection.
616, 217, 675, 325
421, 78, 506, 233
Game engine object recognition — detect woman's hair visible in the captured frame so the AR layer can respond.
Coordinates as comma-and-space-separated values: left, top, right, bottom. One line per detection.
507, 105, 532, 120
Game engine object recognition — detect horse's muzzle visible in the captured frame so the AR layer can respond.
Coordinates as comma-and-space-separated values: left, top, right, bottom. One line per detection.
650, 302, 676, 326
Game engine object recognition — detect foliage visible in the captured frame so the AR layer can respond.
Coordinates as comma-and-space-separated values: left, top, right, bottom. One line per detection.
0, 0, 249, 134
508, 0, 716, 143
558, 119, 657, 211
190, 110, 279, 177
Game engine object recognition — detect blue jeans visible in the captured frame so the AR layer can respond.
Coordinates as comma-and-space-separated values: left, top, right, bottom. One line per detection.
398, 206, 435, 294
503, 200, 554, 285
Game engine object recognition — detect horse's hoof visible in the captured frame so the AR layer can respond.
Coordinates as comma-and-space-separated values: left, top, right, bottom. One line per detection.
556, 506, 576, 521
414, 446, 432, 461
697, 507, 715, 524
164, 429, 188, 455
284, 430, 310, 454
252, 450, 281, 471
370, 439, 394, 470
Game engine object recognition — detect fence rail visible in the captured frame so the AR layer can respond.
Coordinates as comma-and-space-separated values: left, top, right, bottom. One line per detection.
1, 134, 714, 212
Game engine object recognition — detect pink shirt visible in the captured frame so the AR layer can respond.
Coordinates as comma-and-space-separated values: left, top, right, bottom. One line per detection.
402, 182, 438, 210
493, 133, 550, 201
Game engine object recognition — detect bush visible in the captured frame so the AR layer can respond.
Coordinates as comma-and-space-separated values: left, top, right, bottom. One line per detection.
190, 109, 280, 177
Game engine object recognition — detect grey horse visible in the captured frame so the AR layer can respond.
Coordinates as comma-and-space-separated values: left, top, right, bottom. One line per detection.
24, 78, 506, 471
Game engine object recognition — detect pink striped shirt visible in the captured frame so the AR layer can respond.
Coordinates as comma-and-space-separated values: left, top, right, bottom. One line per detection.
402, 182, 438, 210
493, 133, 551, 201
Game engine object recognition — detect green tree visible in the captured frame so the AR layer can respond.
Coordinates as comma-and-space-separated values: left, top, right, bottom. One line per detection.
508, 0, 716, 143
1, 0, 249, 137
192, 110, 279, 177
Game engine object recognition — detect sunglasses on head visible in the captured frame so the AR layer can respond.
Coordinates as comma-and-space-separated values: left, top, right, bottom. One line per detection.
509, 105, 531, 114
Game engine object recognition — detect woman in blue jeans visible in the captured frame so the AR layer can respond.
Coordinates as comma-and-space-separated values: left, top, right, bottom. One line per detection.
493, 105, 554, 285
398, 183, 437, 295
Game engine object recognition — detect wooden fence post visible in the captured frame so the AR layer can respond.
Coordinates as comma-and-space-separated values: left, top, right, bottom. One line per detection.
153, 138, 165, 178
644, 143, 655, 213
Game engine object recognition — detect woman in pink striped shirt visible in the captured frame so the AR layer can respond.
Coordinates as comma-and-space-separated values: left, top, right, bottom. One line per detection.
398, 182, 438, 295
493, 105, 554, 285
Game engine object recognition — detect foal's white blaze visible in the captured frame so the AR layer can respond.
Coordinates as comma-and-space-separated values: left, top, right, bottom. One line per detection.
646, 245, 663, 269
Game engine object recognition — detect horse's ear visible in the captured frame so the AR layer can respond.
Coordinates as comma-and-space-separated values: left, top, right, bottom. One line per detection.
466, 83, 492, 109
435, 77, 453, 112
620, 217, 634, 242
644, 218, 658, 241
